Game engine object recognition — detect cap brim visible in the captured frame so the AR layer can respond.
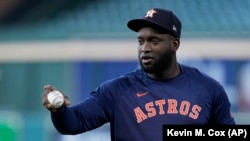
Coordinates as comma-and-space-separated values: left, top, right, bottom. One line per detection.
127, 19, 166, 32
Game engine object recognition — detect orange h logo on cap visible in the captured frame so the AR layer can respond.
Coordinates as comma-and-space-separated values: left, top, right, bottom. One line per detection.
145, 9, 157, 18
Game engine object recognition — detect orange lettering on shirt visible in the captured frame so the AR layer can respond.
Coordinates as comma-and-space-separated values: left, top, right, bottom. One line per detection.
155, 99, 166, 115
134, 107, 148, 123
189, 104, 201, 119
145, 102, 156, 117
179, 101, 190, 116
167, 99, 178, 114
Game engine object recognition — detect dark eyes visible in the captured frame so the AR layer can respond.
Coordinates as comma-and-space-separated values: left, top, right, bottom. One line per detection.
137, 39, 142, 45
138, 38, 160, 45
151, 39, 160, 44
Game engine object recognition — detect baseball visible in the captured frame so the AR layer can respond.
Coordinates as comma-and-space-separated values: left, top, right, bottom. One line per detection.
47, 90, 64, 108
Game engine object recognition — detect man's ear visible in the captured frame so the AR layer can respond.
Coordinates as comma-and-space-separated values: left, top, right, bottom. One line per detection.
171, 38, 180, 52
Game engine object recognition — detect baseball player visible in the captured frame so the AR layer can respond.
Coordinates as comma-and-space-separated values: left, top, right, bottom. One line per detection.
42, 8, 235, 141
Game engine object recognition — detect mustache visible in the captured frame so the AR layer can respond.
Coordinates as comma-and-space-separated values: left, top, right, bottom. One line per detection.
139, 53, 153, 60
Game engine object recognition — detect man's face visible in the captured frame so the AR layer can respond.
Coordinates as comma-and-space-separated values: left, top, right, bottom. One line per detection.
137, 27, 176, 74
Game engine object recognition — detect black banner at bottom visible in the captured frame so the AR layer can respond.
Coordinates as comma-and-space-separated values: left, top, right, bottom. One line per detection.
163, 125, 249, 140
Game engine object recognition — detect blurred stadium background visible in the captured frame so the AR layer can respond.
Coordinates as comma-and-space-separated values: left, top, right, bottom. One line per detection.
0, 0, 250, 141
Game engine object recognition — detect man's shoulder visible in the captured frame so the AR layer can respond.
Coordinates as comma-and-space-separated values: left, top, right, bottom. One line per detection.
181, 64, 212, 78
180, 64, 222, 87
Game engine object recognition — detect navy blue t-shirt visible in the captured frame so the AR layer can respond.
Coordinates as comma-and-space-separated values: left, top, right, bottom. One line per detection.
51, 64, 235, 141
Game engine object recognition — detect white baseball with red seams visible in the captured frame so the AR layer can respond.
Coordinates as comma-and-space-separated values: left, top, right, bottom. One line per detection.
47, 90, 64, 108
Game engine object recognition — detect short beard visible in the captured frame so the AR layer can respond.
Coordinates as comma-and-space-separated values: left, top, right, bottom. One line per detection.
140, 51, 173, 74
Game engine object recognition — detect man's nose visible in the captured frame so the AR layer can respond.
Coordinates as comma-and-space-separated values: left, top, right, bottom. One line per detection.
141, 42, 151, 52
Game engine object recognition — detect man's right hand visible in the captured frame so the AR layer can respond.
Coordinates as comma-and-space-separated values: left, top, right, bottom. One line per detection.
42, 84, 71, 112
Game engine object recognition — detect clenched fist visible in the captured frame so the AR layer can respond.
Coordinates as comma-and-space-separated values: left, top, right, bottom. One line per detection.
42, 84, 71, 112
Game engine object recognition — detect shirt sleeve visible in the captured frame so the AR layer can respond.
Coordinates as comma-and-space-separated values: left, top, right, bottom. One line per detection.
209, 84, 236, 124
50, 85, 114, 135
